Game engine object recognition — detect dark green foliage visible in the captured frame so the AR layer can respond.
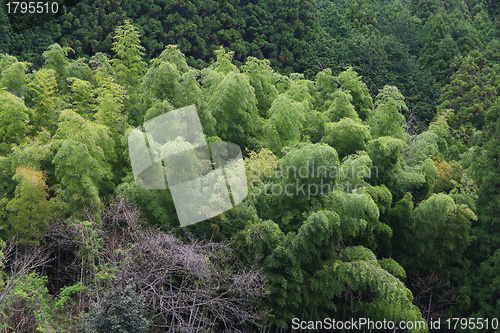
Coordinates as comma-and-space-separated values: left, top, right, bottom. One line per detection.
346, 0, 378, 35
2, 0, 325, 77
385, 192, 415, 260
468, 99, 500, 265
470, 249, 500, 318
0, 0, 481, 129
419, 6, 481, 87
0, 6, 12, 54
4, 20, 63, 68
438, 52, 499, 141
411, 0, 439, 20
83, 282, 149, 333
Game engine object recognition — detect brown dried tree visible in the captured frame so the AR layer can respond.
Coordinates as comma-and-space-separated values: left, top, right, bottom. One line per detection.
50, 196, 268, 332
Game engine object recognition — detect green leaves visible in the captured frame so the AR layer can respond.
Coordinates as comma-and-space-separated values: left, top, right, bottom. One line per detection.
68, 77, 96, 117
2, 15, 498, 329
370, 85, 407, 140
141, 58, 181, 103
326, 89, 359, 122
471, 249, 500, 319
367, 136, 406, 185
325, 189, 379, 240
95, 71, 128, 133
235, 219, 285, 265
339, 245, 377, 264
0, 60, 30, 97
293, 211, 341, 272
6, 166, 51, 245
437, 52, 499, 142
312, 68, 339, 112
419, 12, 457, 85
242, 57, 279, 116
0, 272, 60, 332
42, 43, 73, 84
141, 45, 202, 111
338, 68, 373, 121
278, 143, 340, 197
346, 0, 378, 35
54, 110, 114, 164
53, 140, 105, 212
334, 260, 423, 325
264, 94, 306, 154
0, 91, 29, 155
83, 282, 149, 333
111, 20, 146, 89
207, 71, 260, 149
323, 118, 371, 159
52, 110, 114, 212
338, 152, 373, 190
409, 193, 476, 274
28, 68, 58, 133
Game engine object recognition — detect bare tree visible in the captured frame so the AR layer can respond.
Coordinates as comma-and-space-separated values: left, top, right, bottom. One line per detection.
405, 107, 425, 138
51, 196, 269, 332
0, 239, 52, 332
403, 107, 432, 166
411, 273, 455, 325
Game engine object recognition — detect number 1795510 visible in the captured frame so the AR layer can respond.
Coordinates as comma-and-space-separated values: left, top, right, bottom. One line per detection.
6, 1, 59, 14
445, 318, 499, 330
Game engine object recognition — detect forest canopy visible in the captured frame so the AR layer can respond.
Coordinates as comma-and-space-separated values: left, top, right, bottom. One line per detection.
0, 0, 500, 332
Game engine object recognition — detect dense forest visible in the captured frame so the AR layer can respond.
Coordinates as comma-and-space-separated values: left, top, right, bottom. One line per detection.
0, 0, 499, 332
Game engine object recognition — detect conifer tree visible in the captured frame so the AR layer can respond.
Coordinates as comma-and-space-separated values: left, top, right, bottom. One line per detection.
438, 52, 499, 139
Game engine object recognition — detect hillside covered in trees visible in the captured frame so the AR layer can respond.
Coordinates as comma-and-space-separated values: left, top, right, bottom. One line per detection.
0, 0, 499, 332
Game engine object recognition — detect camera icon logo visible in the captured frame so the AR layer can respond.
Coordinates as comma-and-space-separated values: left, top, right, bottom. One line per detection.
128, 105, 248, 227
